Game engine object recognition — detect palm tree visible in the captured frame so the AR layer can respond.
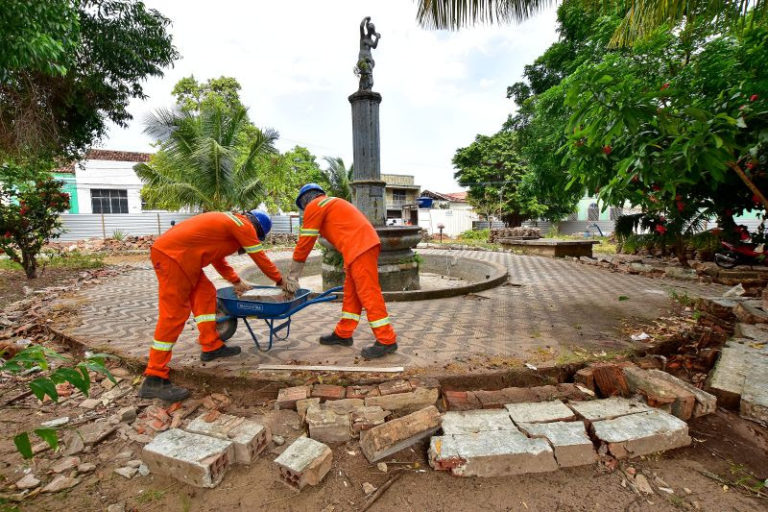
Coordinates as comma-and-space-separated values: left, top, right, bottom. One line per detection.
415, 0, 767, 46
135, 103, 279, 212
321, 156, 353, 201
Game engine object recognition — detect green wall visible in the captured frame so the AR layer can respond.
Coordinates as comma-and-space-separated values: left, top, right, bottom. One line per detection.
53, 173, 78, 213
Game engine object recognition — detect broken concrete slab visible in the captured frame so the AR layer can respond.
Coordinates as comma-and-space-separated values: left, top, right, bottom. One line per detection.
323, 398, 365, 415
623, 367, 695, 420
505, 400, 575, 425
364, 387, 438, 413
734, 301, 768, 324
377, 379, 412, 396
296, 398, 321, 422
186, 413, 270, 464
591, 409, 691, 459
350, 406, 390, 434
734, 322, 768, 341
740, 354, 768, 427
274, 437, 332, 491
569, 397, 652, 422
645, 369, 716, 418
429, 431, 558, 477
360, 406, 441, 462
305, 406, 351, 443
441, 410, 520, 435
706, 339, 752, 409
142, 428, 234, 488
517, 421, 597, 468
275, 386, 310, 410
42, 475, 80, 493
76, 420, 118, 445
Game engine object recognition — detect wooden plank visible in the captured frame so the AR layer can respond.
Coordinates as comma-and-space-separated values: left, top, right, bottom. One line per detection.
258, 364, 404, 373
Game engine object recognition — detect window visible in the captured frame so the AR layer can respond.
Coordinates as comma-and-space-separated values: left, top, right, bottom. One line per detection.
587, 203, 599, 221
91, 189, 128, 214
392, 189, 406, 202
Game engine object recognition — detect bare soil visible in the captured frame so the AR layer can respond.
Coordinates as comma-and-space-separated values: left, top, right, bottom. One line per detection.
0, 269, 84, 309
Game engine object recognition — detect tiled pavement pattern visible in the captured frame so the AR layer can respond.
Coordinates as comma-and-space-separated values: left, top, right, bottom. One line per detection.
62, 250, 725, 373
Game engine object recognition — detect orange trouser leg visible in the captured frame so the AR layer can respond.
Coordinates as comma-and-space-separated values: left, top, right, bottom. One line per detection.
190, 273, 224, 353
347, 247, 397, 345
145, 249, 193, 379
334, 265, 362, 338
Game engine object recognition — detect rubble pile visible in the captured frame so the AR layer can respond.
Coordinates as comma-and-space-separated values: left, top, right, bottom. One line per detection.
47, 236, 156, 253
488, 227, 542, 243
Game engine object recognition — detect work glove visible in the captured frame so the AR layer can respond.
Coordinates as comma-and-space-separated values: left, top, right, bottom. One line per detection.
233, 280, 250, 296
281, 260, 304, 294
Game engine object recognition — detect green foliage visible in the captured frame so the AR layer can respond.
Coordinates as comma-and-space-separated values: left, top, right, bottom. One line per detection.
0, 167, 70, 278
172, 76, 243, 114
453, 130, 545, 226
1, 345, 114, 459
0, 250, 104, 271
458, 228, 490, 241
321, 247, 344, 268
111, 229, 126, 241
0, 0, 178, 164
320, 157, 353, 201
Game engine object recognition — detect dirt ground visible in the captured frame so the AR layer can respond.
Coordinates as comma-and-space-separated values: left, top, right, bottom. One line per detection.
1, 360, 766, 512
0, 269, 84, 309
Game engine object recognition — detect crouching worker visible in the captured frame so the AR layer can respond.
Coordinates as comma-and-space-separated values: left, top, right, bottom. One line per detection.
283, 184, 397, 359
140, 210, 283, 401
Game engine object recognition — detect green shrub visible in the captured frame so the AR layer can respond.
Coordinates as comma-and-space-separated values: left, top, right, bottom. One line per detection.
0, 250, 104, 271
458, 228, 490, 241
111, 229, 126, 241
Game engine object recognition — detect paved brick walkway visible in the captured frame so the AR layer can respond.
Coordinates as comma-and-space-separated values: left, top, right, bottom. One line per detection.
60, 250, 724, 374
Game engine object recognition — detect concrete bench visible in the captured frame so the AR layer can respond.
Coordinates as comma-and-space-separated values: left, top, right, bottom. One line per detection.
498, 238, 599, 258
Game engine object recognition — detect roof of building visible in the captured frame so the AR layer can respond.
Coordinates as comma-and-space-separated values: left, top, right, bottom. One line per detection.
51, 149, 152, 174
421, 189, 468, 202
443, 192, 468, 201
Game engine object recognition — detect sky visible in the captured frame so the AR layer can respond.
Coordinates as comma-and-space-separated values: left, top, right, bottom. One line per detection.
102, 0, 560, 192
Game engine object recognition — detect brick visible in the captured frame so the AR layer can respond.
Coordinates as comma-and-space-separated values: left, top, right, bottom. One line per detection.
275, 386, 310, 410
377, 379, 412, 396
351, 406, 390, 434
305, 406, 351, 443
623, 367, 695, 420
185, 413, 270, 465
443, 390, 482, 411
475, 388, 537, 409
324, 398, 365, 414
695, 297, 744, 321
360, 406, 441, 462
365, 387, 438, 413
505, 400, 575, 424
428, 431, 558, 477
555, 383, 593, 401
441, 410, 519, 435
142, 429, 234, 488
274, 437, 332, 490
569, 397, 652, 422
311, 384, 346, 401
574, 368, 595, 392
408, 377, 440, 389
518, 421, 598, 468
734, 301, 768, 324
645, 369, 716, 418
296, 398, 321, 422
346, 385, 379, 399
591, 363, 631, 397
591, 409, 691, 459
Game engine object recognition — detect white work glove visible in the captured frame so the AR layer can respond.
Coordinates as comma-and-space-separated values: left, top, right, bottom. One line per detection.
281, 260, 304, 294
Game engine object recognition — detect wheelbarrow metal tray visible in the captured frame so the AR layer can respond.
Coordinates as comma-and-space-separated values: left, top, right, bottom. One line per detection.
217, 286, 311, 317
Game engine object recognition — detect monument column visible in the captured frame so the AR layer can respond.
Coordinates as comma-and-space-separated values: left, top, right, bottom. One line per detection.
349, 90, 386, 227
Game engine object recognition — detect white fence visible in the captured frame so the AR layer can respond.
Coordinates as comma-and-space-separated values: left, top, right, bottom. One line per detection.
56, 213, 300, 241
418, 209, 479, 237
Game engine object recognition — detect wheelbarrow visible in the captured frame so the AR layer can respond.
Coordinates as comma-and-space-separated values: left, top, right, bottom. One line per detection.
215, 285, 343, 351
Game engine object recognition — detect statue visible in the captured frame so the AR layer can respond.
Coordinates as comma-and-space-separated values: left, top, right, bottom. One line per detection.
356, 16, 380, 90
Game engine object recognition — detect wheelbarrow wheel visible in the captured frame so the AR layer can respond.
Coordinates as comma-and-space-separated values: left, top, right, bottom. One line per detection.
216, 299, 238, 342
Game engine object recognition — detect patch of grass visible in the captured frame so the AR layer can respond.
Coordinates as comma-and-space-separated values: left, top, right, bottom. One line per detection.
0, 250, 104, 271
618, 295, 629, 301
136, 489, 166, 504
667, 495, 687, 509
458, 228, 490, 241
668, 289, 694, 307
542, 233, 617, 254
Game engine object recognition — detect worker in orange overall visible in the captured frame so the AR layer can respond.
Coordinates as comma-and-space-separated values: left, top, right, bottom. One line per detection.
140, 210, 283, 401
282, 184, 397, 358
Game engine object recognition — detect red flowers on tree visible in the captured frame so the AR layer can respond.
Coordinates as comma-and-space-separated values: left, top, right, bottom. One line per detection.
661, 83, 670, 90
602, 145, 612, 155
655, 224, 667, 235
750, 94, 759, 102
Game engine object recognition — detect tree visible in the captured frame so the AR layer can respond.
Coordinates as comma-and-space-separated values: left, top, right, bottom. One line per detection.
136, 103, 280, 212
0, 0, 177, 164
0, 166, 70, 278
321, 157, 353, 201
414, 0, 767, 46
453, 130, 544, 226
261, 146, 327, 212
172, 75, 244, 115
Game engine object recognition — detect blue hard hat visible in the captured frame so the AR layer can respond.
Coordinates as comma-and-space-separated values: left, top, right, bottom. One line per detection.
296, 183, 326, 210
247, 210, 272, 239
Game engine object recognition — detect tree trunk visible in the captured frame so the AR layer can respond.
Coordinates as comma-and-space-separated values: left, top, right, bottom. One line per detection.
21, 250, 37, 279
674, 234, 688, 267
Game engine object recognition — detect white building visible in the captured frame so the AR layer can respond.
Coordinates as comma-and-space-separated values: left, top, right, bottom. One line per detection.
73, 150, 152, 214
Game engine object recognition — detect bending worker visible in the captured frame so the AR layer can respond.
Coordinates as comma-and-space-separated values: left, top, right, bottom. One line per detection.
140, 210, 283, 401
283, 184, 397, 359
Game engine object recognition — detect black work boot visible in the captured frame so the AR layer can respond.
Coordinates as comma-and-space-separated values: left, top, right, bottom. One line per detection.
361, 342, 398, 359
200, 345, 242, 362
319, 332, 353, 347
138, 376, 190, 402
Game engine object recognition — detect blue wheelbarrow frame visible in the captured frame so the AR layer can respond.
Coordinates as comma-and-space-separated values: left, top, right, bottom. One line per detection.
215, 285, 343, 352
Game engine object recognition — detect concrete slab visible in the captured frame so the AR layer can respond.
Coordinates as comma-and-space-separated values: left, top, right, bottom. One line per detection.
518, 421, 598, 468
734, 323, 768, 341
740, 354, 768, 427
645, 369, 716, 418
273, 437, 332, 491
441, 410, 521, 435
568, 397, 652, 422
505, 400, 575, 424
706, 339, 752, 408
429, 431, 558, 477
185, 413, 270, 465
623, 367, 695, 420
591, 410, 691, 459
305, 406, 351, 443
142, 429, 234, 488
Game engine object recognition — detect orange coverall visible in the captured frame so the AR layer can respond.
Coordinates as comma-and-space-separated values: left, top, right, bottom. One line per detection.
292, 196, 396, 345
145, 212, 283, 379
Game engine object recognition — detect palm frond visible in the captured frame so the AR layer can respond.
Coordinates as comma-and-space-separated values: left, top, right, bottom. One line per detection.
416, 0, 557, 30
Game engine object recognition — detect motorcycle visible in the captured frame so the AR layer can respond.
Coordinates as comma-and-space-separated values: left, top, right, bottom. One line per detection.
714, 240, 767, 268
